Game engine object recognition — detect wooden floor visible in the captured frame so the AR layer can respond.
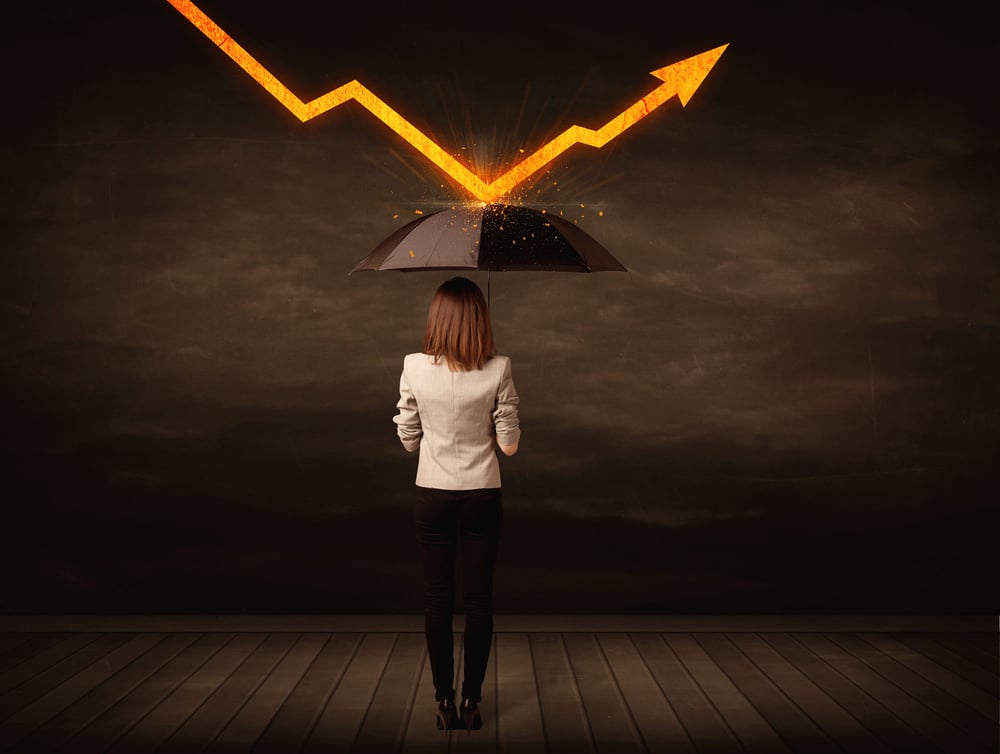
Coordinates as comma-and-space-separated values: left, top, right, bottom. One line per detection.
0, 625, 996, 753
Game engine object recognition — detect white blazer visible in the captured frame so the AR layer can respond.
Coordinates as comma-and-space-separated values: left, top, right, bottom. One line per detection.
393, 352, 521, 490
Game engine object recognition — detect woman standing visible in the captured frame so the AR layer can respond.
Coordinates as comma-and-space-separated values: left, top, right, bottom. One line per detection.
393, 276, 521, 733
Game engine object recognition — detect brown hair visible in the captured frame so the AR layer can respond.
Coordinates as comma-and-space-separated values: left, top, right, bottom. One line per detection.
422, 277, 496, 371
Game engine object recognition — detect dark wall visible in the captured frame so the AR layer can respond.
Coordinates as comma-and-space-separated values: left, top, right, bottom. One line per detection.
2, 0, 997, 614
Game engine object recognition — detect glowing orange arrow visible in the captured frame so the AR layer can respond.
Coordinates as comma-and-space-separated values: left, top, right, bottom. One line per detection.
166, 0, 727, 202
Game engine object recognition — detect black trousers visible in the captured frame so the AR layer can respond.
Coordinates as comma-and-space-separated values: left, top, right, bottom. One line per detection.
414, 485, 503, 704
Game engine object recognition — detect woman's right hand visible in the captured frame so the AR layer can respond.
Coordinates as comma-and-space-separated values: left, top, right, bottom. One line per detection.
498, 439, 519, 457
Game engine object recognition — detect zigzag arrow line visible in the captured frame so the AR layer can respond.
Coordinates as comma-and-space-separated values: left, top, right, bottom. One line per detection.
166, 0, 727, 203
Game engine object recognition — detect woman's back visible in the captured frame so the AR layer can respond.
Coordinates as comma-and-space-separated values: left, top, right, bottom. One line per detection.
394, 352, 520, 490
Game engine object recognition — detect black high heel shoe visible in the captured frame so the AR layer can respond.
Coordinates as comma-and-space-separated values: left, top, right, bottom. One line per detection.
436, 696, 458, 732
459, 697, 482, 733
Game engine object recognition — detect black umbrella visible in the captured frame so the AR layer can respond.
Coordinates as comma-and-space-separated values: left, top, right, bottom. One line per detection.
349, 203, 627, 307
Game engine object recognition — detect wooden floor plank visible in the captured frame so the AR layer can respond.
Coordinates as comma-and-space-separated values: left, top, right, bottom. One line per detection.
793, 632, 986, 754
351, 633, 426, 754
495, 633, 546, 754
630, 633, 742, 754
301, 632, 397, 753
0, 633, 166, 752
204, 632, 329, 753
563, 633, 644, 754
927, 634, 999, 674
529, 633, 593, 754
58, 633, 233, 753
0, 625, 989, 753
760, 633, 937, 753
858, 633, 998, 723
0, 634, 105, 696
955, 633, 999, 655
0, 633, 132, 721
596, 633, 697, 754
729, 633, 894, 754
828, 633, 997, 749
665, 633, 793, 754
105, 632, 266, 753
0, 635, 69, 674
155, 632, 299, 753
0, 635, 32, 657
695, 633, 842, 754
6, 633, 199, 754
893, 633, 999, 694
251, 633, 362, 754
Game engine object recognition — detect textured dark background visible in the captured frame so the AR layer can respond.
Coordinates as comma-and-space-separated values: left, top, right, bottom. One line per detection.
2, 0, 997, 614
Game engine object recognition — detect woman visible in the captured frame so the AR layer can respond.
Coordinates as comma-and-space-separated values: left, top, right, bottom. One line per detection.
393, 276, 521, 734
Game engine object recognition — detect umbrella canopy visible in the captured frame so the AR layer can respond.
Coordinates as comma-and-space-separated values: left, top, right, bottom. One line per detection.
349, 203, 628, 274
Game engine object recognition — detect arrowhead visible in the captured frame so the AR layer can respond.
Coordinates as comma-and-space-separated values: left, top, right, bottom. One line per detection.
650, 43, 729, 106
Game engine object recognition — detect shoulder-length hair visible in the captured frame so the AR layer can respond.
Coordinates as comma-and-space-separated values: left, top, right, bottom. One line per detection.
422, 277, 496, 371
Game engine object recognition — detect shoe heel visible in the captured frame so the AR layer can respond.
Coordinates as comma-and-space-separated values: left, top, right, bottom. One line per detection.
459, 698, 482, 733
436, 697, 456, 733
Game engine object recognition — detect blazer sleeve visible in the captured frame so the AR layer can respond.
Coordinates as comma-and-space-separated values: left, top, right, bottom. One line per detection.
393, 359, 422, 452
493, 356, 521, 446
